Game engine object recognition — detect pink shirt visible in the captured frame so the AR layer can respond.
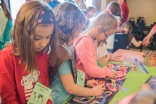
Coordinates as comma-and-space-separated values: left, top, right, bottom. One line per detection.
74, 34, 112, 79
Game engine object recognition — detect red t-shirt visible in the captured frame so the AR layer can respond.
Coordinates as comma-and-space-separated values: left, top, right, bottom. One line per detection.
120, 1, 129, 25
0, 46, 52, 104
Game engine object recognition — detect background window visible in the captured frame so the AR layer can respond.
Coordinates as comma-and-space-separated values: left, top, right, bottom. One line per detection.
86, 0, 93, 7
10, 0, 25, 22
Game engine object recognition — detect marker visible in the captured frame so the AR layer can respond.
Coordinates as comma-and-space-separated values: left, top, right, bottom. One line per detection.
139, 62, 149, 74
135, 58, 138, 63
134, 62, 137, 72
100, 94, 107, 104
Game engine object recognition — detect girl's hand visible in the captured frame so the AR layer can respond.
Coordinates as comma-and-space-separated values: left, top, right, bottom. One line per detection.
143, 37, 150, 47
86, 79, 98, 87
110, 70, 116, 79
92, 84, 105, 96
107, 54, 112, 60
115, 71, 125, 77
140, 83, 151, 91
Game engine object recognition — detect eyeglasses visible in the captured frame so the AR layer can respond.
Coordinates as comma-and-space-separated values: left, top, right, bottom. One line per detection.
103, 29, 109, 38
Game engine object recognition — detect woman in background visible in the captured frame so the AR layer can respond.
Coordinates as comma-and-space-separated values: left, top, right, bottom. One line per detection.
74, 0, 87, 9
0, 0, 12, 50
48, 0, 61, 9
117, 0, 129, 26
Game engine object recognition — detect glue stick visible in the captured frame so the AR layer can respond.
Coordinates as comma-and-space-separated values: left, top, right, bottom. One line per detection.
134, 62, 136, 72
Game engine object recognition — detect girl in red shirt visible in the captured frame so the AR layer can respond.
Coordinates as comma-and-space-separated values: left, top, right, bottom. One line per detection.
117, 0, 129, 25
0, 1, 55, 104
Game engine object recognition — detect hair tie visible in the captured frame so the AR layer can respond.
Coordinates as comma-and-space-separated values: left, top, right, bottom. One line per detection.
37, 9, 53, 24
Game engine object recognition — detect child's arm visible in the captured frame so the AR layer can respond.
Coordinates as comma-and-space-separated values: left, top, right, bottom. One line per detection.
0, 52, 19, 104
115, 17, 129, 34
76, 38, 113, 78
99, 54, 112, 66
147, 25, 156, 39
140, 83, 152, 91
58, 61, 104, 96
97, 44, 111, 66
116, 27, 129, 34
143, 25, 156, 46
131, 38, 142, 47
60, 73, 104, 96
86, 79, 98, 87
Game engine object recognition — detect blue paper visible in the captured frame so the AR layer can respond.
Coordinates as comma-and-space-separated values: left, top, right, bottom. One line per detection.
100, 94, 107, 104
139, 62, 149, 74
121, 88, 129, 92
118, 80, 123, 86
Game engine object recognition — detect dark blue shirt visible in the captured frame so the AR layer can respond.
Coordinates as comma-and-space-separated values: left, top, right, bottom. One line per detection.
49, 1, 61, 9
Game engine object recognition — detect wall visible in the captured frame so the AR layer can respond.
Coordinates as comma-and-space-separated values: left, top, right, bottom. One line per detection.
127, 0, 156, 26
101, 0, 107, 11
106, 0, 114, 6
100, 0, 156, 26
100, 0, 116, 11
92, 0, 102, 12
10, 0, 25, 21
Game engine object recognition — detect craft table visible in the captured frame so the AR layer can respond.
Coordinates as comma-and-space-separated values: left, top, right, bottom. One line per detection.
109, 49, 156, 104
111, 49, 144, 62
63, 49, 156, 104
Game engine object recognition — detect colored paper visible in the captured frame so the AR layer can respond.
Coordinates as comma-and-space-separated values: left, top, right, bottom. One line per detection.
77, 70, 85, 87
27, 82, 52, 104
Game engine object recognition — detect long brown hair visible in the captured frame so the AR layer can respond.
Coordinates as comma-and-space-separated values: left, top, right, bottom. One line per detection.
49, 2, 85, 66
0, 0, 12, 21
107, 2, 121, 17
121, 22, 134, 44
87, 6, 96, 12
130, 90, 156, 104
12, 1, 56, 73
49, 2, 85, 82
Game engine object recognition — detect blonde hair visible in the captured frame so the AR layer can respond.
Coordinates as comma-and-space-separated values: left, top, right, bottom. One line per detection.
12, 1, 55, 73
49, 2, 85, 81
88, 13, 117, 31
130, 90, 156, 104
49, 2, 85, 65
88, 13, 117, 46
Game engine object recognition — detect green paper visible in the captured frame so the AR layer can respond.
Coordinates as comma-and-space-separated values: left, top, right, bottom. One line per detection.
107, 62, 156, 104
109, 72, 150, 104
77, 70, 85, 87
146, 66, 156, 75
27, 82, 52, 104
97, 60, 103, 68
